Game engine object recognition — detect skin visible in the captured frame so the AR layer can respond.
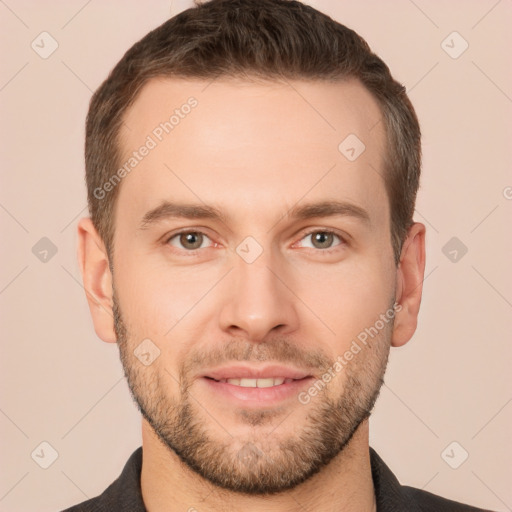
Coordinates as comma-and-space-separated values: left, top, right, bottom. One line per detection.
78, 77, 426, 512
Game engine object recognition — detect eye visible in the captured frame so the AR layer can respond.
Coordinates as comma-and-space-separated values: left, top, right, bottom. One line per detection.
297, 230, 344, 251
167, 230, 213, 251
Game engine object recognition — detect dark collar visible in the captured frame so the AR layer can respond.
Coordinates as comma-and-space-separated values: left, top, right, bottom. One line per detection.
369, 447, 422, 512
63, 446, 488, 511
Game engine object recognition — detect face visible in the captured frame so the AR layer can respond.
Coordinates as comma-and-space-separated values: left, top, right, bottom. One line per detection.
111, 77, 397, 494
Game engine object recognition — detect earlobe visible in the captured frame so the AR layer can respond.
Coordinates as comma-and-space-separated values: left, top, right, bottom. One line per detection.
391, 222, 426, 348
77, 218, 117, 344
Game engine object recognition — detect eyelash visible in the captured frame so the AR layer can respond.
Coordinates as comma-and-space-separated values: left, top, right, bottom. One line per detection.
164, 228, 347, 255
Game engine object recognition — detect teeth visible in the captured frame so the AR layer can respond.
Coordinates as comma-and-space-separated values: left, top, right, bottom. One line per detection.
223, 377, 289, 387
256, 378, 277, 388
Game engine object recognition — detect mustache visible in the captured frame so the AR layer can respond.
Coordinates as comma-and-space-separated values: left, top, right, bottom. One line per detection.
180, 337, 333, 379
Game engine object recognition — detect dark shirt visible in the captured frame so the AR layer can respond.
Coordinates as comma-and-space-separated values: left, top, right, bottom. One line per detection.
62, 446, 493, 511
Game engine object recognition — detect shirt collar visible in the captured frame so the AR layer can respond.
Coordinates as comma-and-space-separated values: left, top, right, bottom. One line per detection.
370, 447, 423, 511
99, 446, 421, 511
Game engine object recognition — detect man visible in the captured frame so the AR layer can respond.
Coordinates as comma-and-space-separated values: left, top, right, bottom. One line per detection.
65, 0, 492, 510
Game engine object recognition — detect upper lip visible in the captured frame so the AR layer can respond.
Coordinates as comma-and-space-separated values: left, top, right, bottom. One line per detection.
202, 364, 313, 381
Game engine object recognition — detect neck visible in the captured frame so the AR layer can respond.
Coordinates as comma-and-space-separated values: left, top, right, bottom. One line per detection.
140, 419, 376, 512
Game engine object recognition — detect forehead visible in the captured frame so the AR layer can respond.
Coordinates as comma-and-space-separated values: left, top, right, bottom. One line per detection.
116, 76, 388, 230
120, 76, 384, 151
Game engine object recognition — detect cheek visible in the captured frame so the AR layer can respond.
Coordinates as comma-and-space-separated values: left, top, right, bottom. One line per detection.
114, 255, 219, 348
294, 255, 395, 343
113, 256, 170, 340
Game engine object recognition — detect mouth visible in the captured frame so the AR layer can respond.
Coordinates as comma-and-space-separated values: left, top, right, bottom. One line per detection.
199, 364, 315, 406
205, 377, 299, 387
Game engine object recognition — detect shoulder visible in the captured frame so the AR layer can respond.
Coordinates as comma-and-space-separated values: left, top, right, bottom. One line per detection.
403, 485, 494, 512
61, 496, 105, 512
369, 447, 495, 512
60, 447, 145, 512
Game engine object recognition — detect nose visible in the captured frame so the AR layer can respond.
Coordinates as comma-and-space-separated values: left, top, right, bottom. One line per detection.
218, 246, 300, 342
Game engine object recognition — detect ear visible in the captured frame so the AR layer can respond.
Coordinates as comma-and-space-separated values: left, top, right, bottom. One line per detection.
77, 217, 116, 343
391, 222, 426, 347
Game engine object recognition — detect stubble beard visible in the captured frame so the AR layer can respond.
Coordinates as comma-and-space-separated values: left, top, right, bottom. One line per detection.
113, 292, 392, 495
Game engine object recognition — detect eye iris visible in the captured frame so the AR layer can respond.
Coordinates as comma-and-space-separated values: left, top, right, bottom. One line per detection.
312, 231, 333, 249
180, 232, 203, 249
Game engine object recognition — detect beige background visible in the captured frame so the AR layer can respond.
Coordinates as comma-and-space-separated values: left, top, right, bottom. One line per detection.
1, 1, 511, 511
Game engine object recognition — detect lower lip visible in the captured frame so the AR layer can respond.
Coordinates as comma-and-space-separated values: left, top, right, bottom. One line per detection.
200, 377, 314, 407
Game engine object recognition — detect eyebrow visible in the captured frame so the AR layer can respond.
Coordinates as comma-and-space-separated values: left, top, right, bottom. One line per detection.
138, 199, 371, 230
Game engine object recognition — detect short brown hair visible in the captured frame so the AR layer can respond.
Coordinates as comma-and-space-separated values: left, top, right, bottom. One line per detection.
85, 0, 421, 265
